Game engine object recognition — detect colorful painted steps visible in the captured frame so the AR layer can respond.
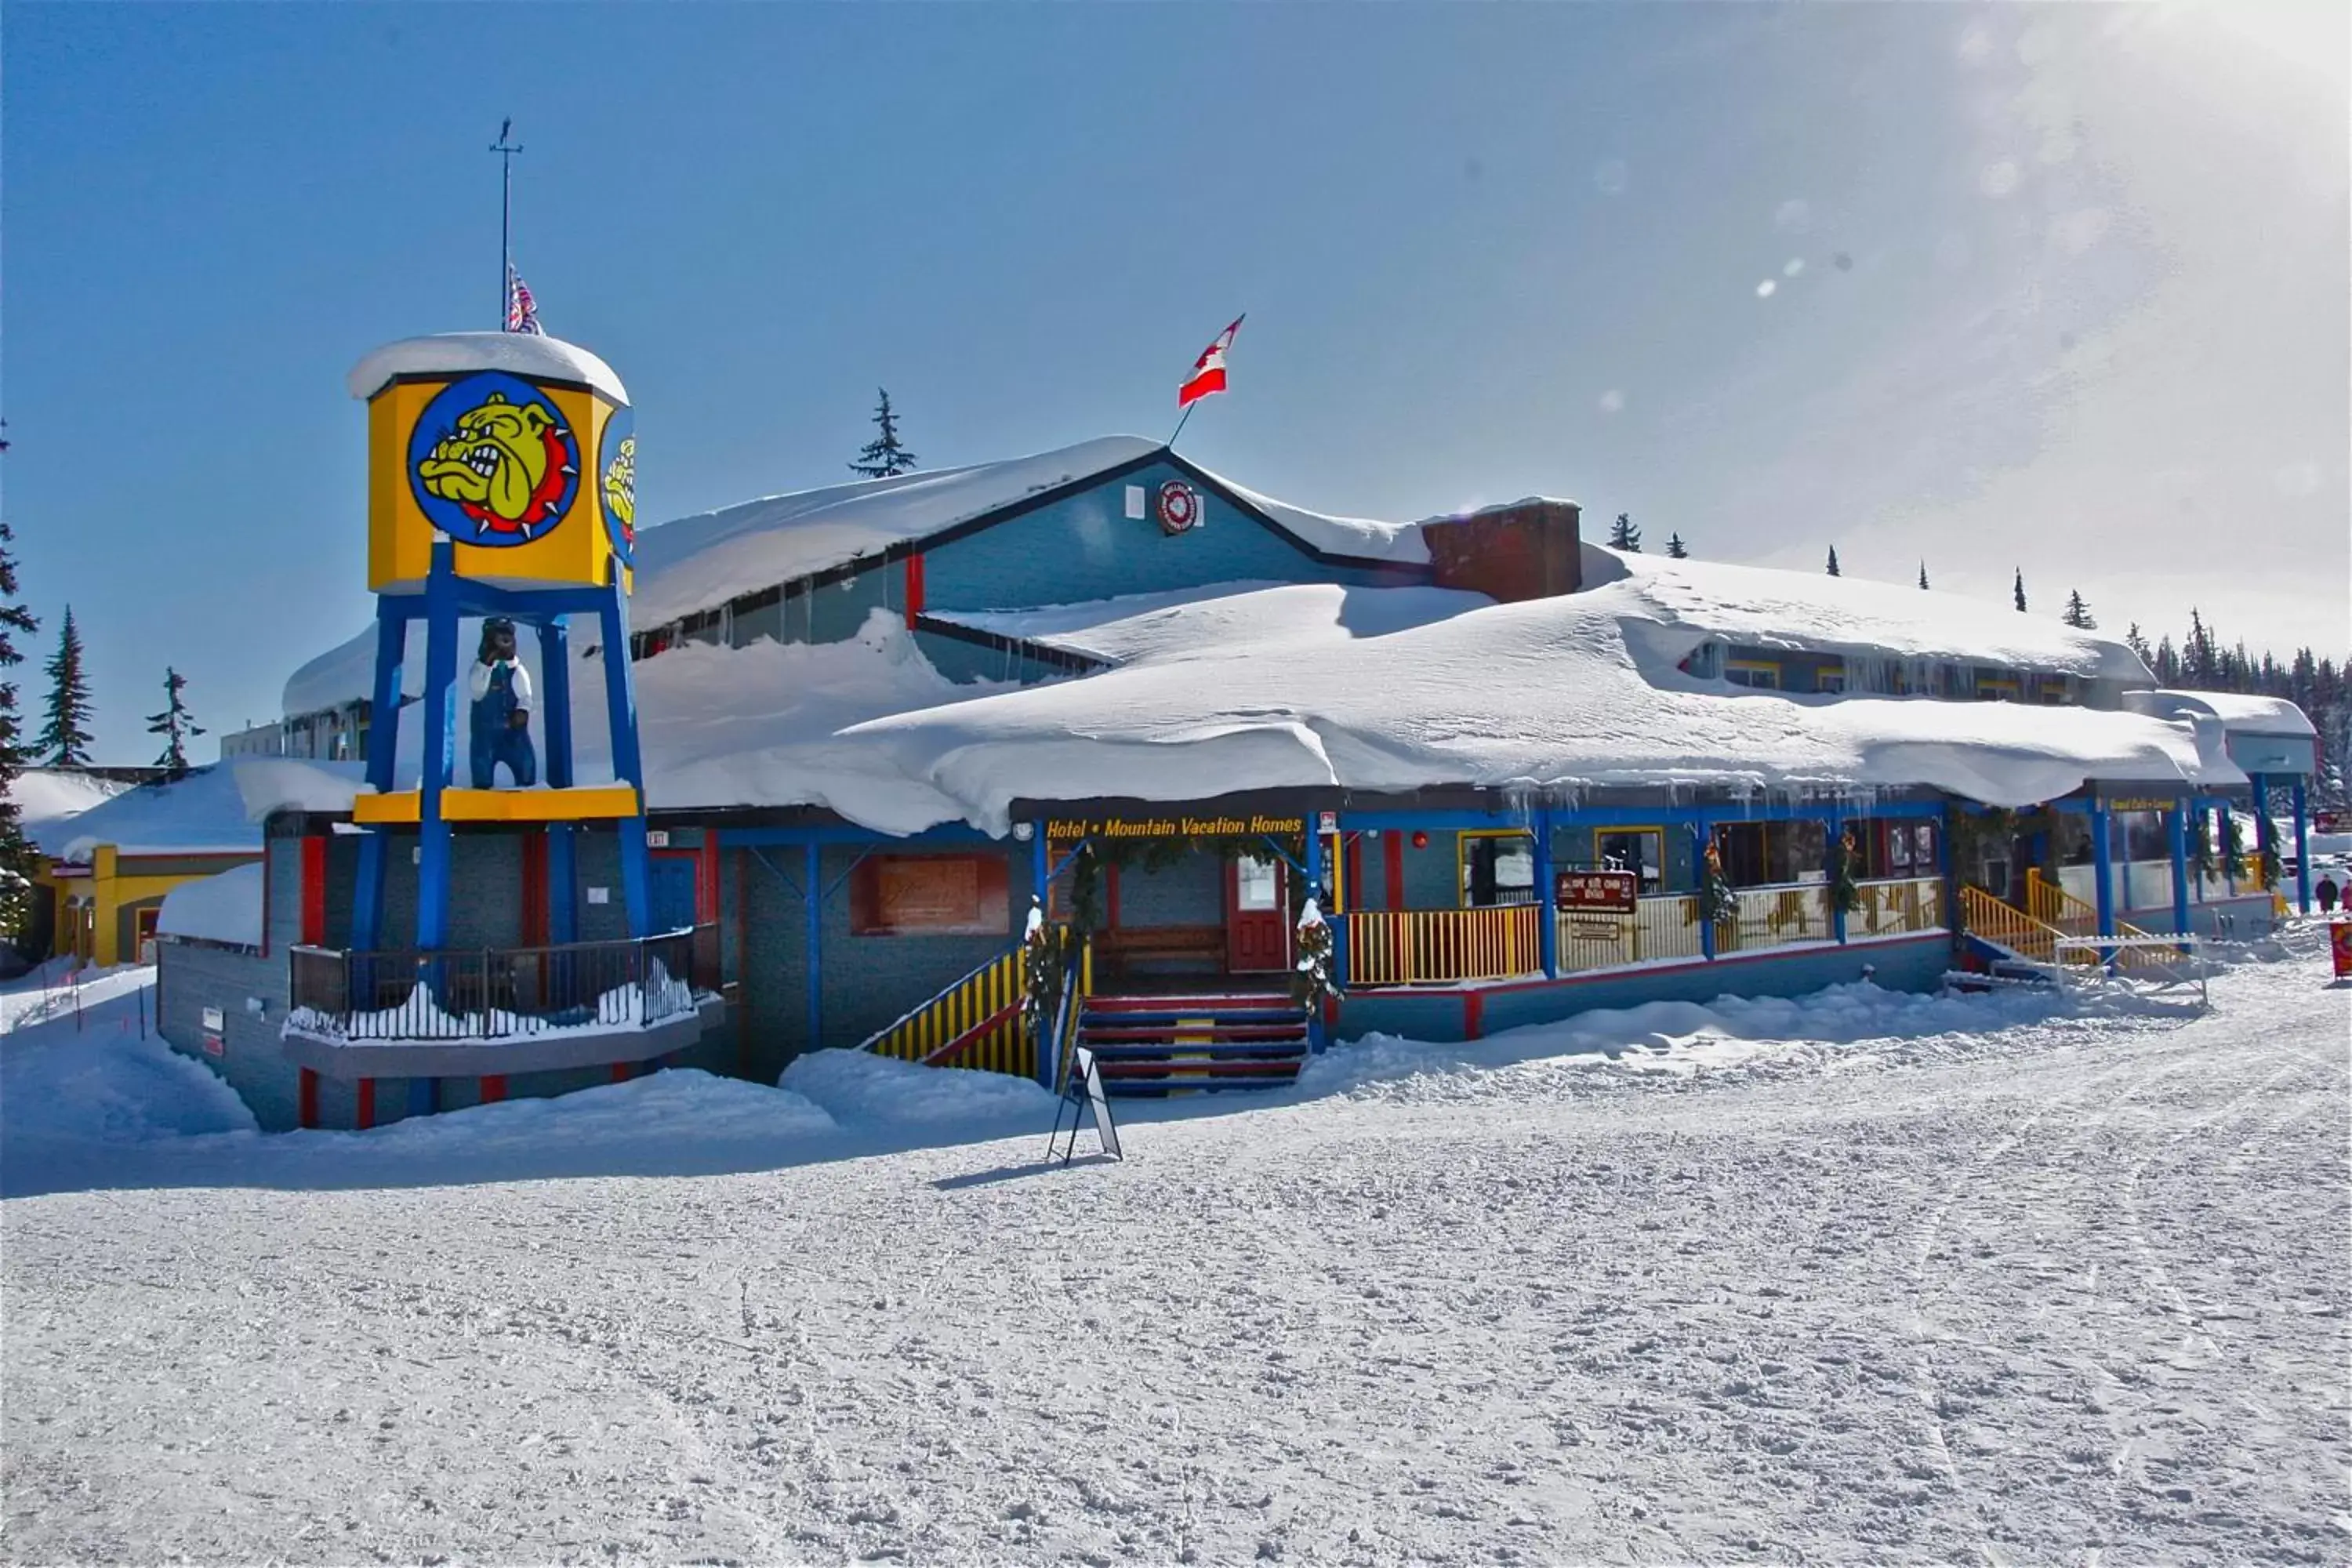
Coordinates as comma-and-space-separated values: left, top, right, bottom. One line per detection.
1076, 992, 1312, 1096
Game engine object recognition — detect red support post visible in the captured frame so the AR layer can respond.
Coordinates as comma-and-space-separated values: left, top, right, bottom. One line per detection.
355, 1077, 376, 1131
903, 553, 926, 630
1384, 833, 1405, 911
1464, 989, 1485, 1040
610, 1062, 633, 1084
521, 833, 550, 948
298, 1067, 319, 1130
299, 837, 328, 947
480, 1074, 507, 1104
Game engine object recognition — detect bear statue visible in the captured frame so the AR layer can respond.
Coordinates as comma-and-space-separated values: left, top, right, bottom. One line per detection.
468, 617, 538, 789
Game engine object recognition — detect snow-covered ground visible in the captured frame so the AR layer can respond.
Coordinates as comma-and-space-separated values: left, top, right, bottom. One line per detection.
3, 940, 2346, 1563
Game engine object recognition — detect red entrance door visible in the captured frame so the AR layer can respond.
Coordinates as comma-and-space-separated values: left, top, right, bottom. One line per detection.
1226, 854, 1289, 972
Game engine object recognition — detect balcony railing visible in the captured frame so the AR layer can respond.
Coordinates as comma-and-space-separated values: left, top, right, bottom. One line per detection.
288, 926, 719, 1043
1849, 874, 1946, 938
1345, 904, 1541, 986
1556, 891, 1706, 974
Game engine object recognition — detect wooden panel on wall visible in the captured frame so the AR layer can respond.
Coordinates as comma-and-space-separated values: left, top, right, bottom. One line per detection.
850, 855, 1011, 936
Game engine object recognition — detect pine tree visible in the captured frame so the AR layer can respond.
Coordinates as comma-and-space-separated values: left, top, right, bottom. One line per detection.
848, 388, 919, 478
1825, 546, 1842, 577
1918, 561, 1930, 590
1606, 513, 1642, 551
145, 666, 205, 779
0, 521, 41, 938
2124, 622, 2151, 663
1665, 532, 1689, 559
2060, 590, 2096, 630
37, 606, 93, 767
2012, 568, 2027, 613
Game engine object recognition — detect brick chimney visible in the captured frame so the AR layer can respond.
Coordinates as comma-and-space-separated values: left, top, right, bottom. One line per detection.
1420, 498, 1582, 602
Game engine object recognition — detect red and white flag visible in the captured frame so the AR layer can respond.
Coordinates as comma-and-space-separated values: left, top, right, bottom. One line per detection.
1178, 315, 1244, 408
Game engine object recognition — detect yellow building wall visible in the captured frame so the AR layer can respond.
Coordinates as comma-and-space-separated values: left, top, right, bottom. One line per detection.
40, 845, 260, 968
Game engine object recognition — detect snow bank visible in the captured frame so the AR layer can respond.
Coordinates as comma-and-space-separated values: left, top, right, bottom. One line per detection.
1595, 545, 2152, 680
344, 1069, 838, 1154
156, 863, 263, 949
35, 765, 263, 860
843, 579, 2238, 833
8, 768, 129, 828
1, 970, 259, 1149
780, 1047, 1059, 1127
347, 332, 628, 405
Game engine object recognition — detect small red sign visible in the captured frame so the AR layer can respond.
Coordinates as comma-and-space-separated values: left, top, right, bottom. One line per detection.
2332, 920, 2352, 980
1556, 869, 1639, 913
201, 1033, 225, 1058
2316, 811, 2340, 833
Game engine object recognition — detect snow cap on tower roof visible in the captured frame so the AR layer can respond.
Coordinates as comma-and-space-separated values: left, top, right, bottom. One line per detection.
347, 332, 629, 405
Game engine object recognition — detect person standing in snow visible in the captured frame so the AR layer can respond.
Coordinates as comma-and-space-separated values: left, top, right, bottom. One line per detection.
469, 617, 537, 789
2318, 874, 2340, 915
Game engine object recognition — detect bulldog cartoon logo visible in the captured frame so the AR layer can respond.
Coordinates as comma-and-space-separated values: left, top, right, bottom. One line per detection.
407, 372, 581, 544
597, 406, 637, 564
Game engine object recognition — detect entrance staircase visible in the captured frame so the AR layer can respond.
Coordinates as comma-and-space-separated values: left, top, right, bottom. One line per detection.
1953, 883, 2198, 994
1075, 991, 1313, 1096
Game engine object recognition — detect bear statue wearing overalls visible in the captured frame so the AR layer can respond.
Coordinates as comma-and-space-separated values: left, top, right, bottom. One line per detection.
468, 617, 539, 789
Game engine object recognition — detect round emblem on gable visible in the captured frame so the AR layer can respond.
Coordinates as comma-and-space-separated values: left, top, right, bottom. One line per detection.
597, 407, 637, 565
407, 372, 581, 545
1156, 480, 1200, 535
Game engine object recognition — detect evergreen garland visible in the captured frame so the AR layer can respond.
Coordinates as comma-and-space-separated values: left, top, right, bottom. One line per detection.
1827, 827, 1861, 913
1291, 898, 1338, 1011
1020, 900, 1067, 1049
1697, 837, 1737, 926
2221, 811, 2248, 884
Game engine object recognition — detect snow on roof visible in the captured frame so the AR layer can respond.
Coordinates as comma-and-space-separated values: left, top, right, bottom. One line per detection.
156, 862, 263, 949
1214, 474, 1430, 565
1588, 546, 2154, 681
626, 437, 1162, 630
2125, 688, 2318, 736
839, 579, 2239, 834
931, 582, 1490, 666
38, 766, 265, 861
347, 332, 629, 405
9, 768, 130, 828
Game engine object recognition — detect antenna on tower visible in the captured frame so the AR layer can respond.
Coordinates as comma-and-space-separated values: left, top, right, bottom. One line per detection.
490, 118, 524, 328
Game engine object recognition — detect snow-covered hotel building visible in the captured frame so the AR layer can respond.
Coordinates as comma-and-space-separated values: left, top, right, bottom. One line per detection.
158, 343, 2319, 1131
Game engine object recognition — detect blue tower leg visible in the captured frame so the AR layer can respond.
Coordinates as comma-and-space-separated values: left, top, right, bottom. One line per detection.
2292, 779, 2310, 913
416, 543, 461, 953
537, 616, 579, 942
597, 579, 653, 937
352, 601, 411, 954
2169, 799, 2191, 938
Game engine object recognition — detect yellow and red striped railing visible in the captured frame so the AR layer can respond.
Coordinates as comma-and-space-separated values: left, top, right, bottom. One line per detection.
1345, 904, 1542, 985
859, 947, 1029, 1076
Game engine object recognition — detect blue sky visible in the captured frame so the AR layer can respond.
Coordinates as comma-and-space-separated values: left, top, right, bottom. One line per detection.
4, 2, 2343, 757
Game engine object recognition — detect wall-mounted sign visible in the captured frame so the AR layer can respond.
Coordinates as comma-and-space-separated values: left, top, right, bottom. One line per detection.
408, 372, 582, 545
201, 1006, 226, 1033
586, 887, 611, 905
1317, 811, 1338, 834
2104, 797, 2176, 813
1555, 869, 1639, 913
1046, 812, 1305, 841
1156, 481, 1200, 535
201, 1033, 225, 1058
644, 829, 670, 848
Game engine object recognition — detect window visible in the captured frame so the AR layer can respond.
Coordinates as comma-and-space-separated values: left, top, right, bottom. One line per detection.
1714, 820, 1828, 887
1459, 831, 1536, 907
850, 855, 1011, 935
1726, 661, 1781, 690
1594, 828, 1665, 891
1815, 667, 1846, 694
1234, 854, 1281, 911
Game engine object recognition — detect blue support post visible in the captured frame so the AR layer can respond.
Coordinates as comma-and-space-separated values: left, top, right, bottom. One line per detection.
2169, 799, 2191, 937
2292, 779, 2310, 913
2090, 798, 2115, 942
1826, 804, 1847, 945
408, 1077, 438, 1118
804, 840, 823, 1053
1030, 829, 1054, 1086
597, 580, 652, 938
1534, 806, 1558, 978
1694, 821, 1716, 960
351, 604, 408, 953
536, 615, 579, 944
416, 545, 460, 952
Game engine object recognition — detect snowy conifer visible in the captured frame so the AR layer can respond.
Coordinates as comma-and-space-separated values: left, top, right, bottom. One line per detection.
849, 389, 919, 478
37, 606, 92, 767
1918, 562, 1929, 590
1825, 546, 1842, 578
2012, 569, 2027, 613
2060, 590, 2096, 630
1607, 513, 1642, 551
0, 521, 40, 937
145, 666, 204, 779
1665, 532, 1689, 559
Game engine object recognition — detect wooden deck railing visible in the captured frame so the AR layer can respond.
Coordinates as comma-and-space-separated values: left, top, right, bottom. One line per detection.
1959, 885, 2062, 964
1555, 893, 1705, 974
1345, 904, 1542, 985
1850, 874, 1946, 938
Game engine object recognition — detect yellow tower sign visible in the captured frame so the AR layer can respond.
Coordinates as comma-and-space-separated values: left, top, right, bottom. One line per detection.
349, 333, 634, 593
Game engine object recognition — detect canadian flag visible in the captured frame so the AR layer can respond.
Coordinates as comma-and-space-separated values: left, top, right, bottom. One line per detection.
1178, 315, 1245, 408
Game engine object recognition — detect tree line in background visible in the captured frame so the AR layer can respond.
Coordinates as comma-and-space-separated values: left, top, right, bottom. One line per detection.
1610, 514, 2349, 809
26, 603, 204, 775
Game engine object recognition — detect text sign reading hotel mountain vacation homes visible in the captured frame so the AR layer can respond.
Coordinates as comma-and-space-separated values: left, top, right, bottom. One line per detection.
1045, 814, 1308, 840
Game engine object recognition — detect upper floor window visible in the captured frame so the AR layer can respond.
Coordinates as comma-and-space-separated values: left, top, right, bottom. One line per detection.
1726, 661, 1782, 690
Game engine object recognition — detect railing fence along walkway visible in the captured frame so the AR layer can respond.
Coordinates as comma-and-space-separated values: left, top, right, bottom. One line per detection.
858, 946, 1029, 1076
289, 926, 716, 1041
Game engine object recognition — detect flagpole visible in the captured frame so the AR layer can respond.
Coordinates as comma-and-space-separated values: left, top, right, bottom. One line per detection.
1167, 401, 1196, 450
491, 119, 524, 328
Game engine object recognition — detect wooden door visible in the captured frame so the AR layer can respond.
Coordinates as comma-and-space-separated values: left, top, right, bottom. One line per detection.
1226, 854, 1289, 972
